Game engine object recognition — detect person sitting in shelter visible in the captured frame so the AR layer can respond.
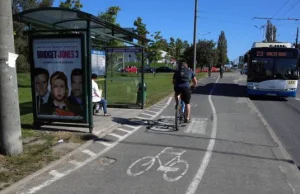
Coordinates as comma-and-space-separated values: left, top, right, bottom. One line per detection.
92, 74, 110, 116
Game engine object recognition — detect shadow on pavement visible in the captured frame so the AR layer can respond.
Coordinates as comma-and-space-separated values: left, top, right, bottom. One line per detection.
193, 83, 247, 98
194, 83, 288, 102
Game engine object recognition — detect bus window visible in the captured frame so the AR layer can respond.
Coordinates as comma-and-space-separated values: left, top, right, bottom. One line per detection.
274, 58, 298, 79
252, 58, 274, 78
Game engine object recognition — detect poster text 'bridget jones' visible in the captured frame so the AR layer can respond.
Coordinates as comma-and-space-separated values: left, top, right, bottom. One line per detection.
37, 50, 79, 59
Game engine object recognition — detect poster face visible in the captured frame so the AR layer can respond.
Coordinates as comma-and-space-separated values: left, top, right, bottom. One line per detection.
91, 50, 105, 76
32, 36, 84, 120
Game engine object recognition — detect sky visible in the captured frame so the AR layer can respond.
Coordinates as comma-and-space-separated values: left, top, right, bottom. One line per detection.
53, 0, 300, 61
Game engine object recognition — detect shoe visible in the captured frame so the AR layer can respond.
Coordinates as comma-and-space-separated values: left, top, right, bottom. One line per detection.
184, 118, 190, 123
104, 113, 111, 116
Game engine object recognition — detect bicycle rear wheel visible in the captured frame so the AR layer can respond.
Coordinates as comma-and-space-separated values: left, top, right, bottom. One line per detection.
175, 105, 179, 131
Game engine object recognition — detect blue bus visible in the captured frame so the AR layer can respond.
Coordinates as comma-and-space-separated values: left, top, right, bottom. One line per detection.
244, 43, 299, 97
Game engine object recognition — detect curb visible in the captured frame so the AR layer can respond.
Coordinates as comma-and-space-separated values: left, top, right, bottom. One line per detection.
0, 122, 122, 194
0, 96, 171, 194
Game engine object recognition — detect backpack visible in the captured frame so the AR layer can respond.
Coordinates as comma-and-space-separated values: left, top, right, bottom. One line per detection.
178, 65, 190, 82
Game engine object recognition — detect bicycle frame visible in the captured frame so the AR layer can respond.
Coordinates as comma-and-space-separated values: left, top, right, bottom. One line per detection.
175, 97, 185, 131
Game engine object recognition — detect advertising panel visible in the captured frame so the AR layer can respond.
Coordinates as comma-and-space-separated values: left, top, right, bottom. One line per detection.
32, 36, 85, 121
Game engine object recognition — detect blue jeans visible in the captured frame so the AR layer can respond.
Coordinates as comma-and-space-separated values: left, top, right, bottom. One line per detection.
95, 98, 108, 114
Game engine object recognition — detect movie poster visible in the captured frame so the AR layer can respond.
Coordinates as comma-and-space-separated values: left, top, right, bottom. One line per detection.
91, 50, 106, 76
32, 36, 84, 120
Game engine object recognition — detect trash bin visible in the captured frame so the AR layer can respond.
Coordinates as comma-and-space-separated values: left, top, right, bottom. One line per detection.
136, 82, 147, 106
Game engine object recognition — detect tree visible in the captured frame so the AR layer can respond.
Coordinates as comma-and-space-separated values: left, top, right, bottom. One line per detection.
133, 17, 149, 61
147, 31, 164, 64
168, 37, 176, 58
175, 38, 184, 60
97, 6, 123, 47
183, 40, 216, 69
197, 40, 216, 69
12, 0, 48, 73
133, 17, 149, 46
98, 6, 121, 24
39, 0, 54, 7
216, 31, 228, 67
265, 20, 277, 42
59, 0, 82, 10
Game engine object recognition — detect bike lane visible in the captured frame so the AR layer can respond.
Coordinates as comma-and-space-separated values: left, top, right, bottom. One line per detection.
24, 76, 218, 194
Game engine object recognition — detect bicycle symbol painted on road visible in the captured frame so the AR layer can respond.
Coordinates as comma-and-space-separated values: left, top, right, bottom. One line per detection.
127, 147, 189, 182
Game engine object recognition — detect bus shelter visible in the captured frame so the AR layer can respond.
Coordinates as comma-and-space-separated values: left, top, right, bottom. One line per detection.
13, 7, 150, 133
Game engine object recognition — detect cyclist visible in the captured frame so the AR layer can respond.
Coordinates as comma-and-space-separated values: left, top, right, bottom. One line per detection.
173, 60, 197, 123
220, 65, 224, 78
208, 64, 212, 77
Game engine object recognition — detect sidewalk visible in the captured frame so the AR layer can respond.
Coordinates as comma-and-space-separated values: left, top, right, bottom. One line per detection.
0, 106, 146, 194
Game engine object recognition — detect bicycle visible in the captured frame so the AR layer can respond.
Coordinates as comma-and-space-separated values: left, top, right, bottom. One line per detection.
127, 147, 189, 182
175, 98, 185, 131
174, 86, 194, 131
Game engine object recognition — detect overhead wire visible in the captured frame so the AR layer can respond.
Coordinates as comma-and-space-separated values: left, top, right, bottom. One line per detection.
272, 0, 291, 18
280, 0, 300, 17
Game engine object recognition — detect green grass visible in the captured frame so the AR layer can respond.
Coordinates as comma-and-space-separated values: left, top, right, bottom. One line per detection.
97, 72, 206, 107
0, 73, 87, 190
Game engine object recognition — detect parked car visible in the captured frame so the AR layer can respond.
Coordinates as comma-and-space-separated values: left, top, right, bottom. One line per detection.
124, 66, 138, 73
155, 66, 174, 73
138, 67, 155, 73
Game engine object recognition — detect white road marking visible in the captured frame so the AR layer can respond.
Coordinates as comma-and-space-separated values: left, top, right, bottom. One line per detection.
49, 170, 64, 178
185, 118, 208, 134
117, 128, 131, 133
123, 124, 141, 129
21, 97, 173, 194
127, 147, 189, 182
108, 133, 123, 139
82, 149, 96, 157
144, 110, 157, 114
95, 141, 112, 147
135, 116, 151, 120
186, 76, 219, 194
68, 160, 82, 166
160, 116, 174, 119
141, 112, 154, 117
295, 98, 300, 101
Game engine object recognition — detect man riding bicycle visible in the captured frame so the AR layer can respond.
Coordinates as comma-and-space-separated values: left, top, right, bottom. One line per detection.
208, 64, 212, 77
173, 60, 197, 123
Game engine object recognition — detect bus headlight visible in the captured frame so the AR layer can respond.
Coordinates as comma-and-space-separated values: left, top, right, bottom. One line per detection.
248, 86, 258, 90
285, 88, 296, 91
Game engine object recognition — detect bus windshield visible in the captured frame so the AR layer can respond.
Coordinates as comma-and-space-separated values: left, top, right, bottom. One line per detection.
251, 58, 274, 80
250, 58, 298, 81
274, 58, 298, 79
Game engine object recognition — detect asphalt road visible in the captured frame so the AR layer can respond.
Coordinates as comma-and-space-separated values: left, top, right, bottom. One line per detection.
249, 79, 300, 168
9, 72, 300, 194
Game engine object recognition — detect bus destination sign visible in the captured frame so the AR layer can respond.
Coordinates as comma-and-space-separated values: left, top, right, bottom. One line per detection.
254, 50, 295, 57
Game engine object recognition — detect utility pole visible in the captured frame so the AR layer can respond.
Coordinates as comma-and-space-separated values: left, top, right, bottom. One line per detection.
0, 0, 23, 155
192, 0, 198, 73
296, 27, 299, 47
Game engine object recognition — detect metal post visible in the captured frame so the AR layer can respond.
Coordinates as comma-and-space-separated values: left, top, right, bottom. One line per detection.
0, 0, 23, 155
86, 21, 93, 133
141, 47, 145, 109
193, 0, 198, 73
